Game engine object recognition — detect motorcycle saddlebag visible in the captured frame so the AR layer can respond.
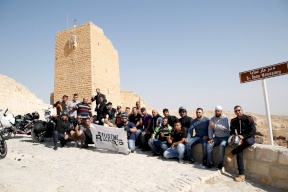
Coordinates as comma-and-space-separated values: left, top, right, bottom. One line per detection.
33, 121, 47, 132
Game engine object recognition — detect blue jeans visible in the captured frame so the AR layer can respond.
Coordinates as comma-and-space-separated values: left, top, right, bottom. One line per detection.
128, 139, 135, 151
186, 137, 207, 163
135, 128, 143, 146
207, 136, 228, 165
163, 143, 185, 159
148, 139, 169, 154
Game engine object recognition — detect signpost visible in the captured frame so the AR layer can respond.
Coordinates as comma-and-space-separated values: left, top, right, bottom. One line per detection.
239, 61, 288, 146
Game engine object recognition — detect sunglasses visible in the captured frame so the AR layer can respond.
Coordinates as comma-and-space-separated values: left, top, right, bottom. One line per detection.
77, 118, 82, 119
121, 117, 128, 120
234, 110, 241, 112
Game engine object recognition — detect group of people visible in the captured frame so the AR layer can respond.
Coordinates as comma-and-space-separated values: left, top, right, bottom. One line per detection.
52, 88, 256, 183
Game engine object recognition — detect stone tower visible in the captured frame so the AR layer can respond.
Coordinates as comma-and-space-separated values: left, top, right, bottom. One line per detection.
53, 22, 121, 112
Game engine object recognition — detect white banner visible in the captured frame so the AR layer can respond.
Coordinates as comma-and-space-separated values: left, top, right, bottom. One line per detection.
90, 123, 130, 154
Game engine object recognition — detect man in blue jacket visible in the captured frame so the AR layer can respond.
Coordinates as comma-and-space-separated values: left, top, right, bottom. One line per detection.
186, 108, 210, 166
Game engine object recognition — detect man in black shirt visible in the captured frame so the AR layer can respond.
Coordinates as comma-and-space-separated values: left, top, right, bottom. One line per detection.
226, 105, 256, 182
52, 110, 71, 150
162, 108, 178, 128
129, 107, 142, 129
106, 102, 117, 123
53, 95, 68, 116
178, 107, 193, 131
91, 88, 107, 110
163, 121, 187, 163
96, 96, 107, 125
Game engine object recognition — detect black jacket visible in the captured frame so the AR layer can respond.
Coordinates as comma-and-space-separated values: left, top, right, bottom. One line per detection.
179, 116, 193, 131
91, 93, 107, 106
230, 114, 256, 139
53, 116, 70, 134
167, 115, 178, 128
96, 102, 107, 120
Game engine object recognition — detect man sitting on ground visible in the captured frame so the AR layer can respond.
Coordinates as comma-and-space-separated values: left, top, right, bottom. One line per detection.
148, 117, 172, 155
75, 118, 94, 149
163, 121, 187, 163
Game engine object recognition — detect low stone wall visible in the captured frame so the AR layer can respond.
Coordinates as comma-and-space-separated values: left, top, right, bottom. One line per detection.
192, 143, 288, 190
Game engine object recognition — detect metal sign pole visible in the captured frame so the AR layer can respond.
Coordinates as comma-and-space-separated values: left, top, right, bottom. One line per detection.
261, 79, 274, 145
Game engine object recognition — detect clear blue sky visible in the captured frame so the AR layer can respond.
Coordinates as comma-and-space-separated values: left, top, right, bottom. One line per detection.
0, 0, 287, 115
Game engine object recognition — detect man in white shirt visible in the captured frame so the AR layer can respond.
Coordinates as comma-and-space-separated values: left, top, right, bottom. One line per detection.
67, 93, 80, 118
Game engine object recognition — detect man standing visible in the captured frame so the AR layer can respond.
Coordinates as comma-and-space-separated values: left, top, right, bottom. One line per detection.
186, 108, 210, 166
226, 105, 256, 182
136, 101, 141, 114
207, 106, 230, 169
75, 97, 92, 120
91, 88, 107, 110
178, 107, 193, 131
162, 108, 178, 128
163, 121, 186, 163
52, 110, 71, 150
96, 96, 107, 125
141, 107, 152, 150
53, 95, 68, 116
67, 93, 80, 118
148, 117, 172, 155
106, 102, 117, 122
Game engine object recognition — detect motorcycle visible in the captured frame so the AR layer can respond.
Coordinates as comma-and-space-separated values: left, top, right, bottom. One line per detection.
31, 108, 54, 143
0, 108, 17, 139
0, 127, 8, 159
15, 112, 39, 135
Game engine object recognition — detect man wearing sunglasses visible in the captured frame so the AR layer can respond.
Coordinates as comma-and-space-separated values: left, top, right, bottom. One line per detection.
226, 105, 256, 182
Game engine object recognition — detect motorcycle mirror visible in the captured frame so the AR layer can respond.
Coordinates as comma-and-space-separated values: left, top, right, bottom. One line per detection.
4, 108, 8, 114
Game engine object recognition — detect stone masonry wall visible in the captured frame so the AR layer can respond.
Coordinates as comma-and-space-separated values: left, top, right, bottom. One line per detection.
54, 22, 121, 113
90, 22, 121, 111
120, 90, 151, 111
0, 74, 52, 118
54, 22, 93, 104
192, 143, 288, 190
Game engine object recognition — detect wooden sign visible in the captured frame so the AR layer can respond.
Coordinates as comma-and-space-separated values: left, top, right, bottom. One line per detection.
239, 61, 288, 83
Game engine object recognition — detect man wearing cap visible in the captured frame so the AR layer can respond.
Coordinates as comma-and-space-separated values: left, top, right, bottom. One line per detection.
186, 108, 210, 166
140, 107, 152, 150
207, 106, 230, 169
115, 106, 123, 125
52, 110, 72, 150
178, 107, 193, 132
163, 108, 178, 128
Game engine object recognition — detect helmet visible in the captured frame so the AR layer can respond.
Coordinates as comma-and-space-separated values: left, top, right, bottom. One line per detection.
60, 110, 69, 116
228, 135, 243, 148
32, 111, 39, 119
179, 106, 187, 113
120, 112, 129, 118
